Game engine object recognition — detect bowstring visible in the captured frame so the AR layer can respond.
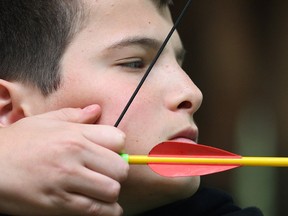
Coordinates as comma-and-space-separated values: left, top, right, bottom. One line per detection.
114, 0, 193, 127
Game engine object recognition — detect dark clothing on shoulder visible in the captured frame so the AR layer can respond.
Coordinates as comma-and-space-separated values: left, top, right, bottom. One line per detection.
0, 187, 263, 216
139, 186, 263, 216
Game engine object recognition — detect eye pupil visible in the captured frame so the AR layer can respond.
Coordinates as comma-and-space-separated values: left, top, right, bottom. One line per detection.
126, 61, 143, 68
117, 59, 145, 70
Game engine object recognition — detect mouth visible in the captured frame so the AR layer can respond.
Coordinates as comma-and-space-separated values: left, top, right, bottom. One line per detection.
168, 127, 199, 144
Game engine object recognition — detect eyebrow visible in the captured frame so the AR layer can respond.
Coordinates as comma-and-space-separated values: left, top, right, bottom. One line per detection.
105, 37, 162, 51
105, 36, 186, 63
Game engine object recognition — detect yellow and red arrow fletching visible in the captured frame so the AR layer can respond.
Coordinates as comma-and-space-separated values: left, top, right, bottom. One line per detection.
122, 141, 288, 177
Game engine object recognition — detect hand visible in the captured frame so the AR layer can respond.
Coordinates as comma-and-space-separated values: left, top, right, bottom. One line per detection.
0, 105, 129, 216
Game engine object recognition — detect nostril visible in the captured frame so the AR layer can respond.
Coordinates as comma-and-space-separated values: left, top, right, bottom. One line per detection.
177, 101, 192, 109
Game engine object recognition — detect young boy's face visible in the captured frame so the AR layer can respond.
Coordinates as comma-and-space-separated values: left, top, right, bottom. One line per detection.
28, 0, 203, 213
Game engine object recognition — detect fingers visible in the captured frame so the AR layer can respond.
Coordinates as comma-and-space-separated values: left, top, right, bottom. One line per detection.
81, 125, 126, 153
49, 135, 128, 199
1, 105, 129, 216
63, 166, 124, 203
37, 104, 126, 152
62, 194, 123, 216
35, 104, 128, 182
76, 199, 123, 216
45, 143, 128, 216
37, 104, 102, 124
79, 142, 129, 182
35, 104, 126, 152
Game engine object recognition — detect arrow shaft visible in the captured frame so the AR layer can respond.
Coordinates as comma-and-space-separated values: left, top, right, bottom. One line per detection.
127, 155, 288, 167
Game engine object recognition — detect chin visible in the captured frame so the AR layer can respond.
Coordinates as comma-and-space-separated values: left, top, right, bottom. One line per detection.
159, 174, 201, 199
119, 166, 200, 215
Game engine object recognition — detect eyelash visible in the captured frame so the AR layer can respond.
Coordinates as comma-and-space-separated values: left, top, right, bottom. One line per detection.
117, 59, 145, 70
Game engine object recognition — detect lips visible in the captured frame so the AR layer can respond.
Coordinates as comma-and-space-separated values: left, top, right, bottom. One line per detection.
168, 127, 199, 144
170, 137, 197, 144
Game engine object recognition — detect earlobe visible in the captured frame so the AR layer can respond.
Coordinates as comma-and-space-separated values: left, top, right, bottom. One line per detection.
0, 79, 25, 126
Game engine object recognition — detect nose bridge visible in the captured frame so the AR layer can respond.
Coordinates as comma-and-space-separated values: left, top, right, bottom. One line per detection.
164, 62, 203, 113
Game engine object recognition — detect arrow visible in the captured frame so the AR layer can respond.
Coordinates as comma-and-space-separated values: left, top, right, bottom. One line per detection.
121, 141, 288, 177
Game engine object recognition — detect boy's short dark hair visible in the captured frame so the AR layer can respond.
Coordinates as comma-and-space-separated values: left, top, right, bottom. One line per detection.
0, 0, 172, 95
0, 0, 85, 95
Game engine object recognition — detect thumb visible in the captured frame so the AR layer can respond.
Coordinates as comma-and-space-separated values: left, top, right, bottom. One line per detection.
37, 104, 101, 124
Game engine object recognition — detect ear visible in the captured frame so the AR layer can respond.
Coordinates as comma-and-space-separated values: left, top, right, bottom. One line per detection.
0, 79, 26, 126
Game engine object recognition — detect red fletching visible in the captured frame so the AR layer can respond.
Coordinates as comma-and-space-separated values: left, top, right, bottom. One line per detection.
148, 141, 241, 177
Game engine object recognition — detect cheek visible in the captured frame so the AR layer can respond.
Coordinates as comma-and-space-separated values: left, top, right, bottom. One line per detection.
116, 98, 165, 154
46, 89, 98, 110
99, 80, 159, 124
45, 69, 114, 110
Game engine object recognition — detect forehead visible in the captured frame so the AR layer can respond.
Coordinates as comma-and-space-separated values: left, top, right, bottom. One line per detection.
83, 0, 170, 16
81, 0, 172, 34
77, 0, 182, 51
85, 0, 168, 8
60, 0, 185, 74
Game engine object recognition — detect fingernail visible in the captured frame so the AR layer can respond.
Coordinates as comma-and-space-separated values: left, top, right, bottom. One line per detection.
83, 104, 98, 113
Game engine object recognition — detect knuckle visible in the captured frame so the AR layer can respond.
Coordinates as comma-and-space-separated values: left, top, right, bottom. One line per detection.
60, 135, 85, 155
111, 128, 126, 145
117, 130, 126, 144
86, 201, 103, 215
86, 201, 123, 216
58, 107, 81, 122
106, 181, 121, 202
114, 204, 124, 216
65, 140, 84, 153
50, 156, 81, 179
56, 164, 78, 180
117, 162, 129, 182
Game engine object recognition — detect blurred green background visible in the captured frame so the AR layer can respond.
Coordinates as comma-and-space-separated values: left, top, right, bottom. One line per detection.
171, 1, 288, 215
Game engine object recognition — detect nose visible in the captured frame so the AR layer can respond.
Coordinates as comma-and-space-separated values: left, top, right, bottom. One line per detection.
164, 65, 203, 114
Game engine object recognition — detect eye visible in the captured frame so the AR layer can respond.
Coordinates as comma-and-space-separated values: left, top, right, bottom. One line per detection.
116, 58, 145, 69
122, 61, 144, 69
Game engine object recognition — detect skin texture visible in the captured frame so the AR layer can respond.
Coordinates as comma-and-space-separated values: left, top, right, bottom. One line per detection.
0, 0, 203, 215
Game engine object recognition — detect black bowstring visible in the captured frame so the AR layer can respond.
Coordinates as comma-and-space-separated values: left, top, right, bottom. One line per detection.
114, 0, 193, 127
